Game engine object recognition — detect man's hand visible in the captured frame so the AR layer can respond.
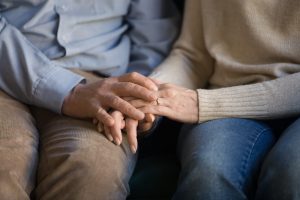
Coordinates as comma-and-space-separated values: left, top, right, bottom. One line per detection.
62, 72, 158, 127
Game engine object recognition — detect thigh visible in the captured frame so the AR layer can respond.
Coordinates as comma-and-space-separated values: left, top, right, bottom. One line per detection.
33, 108, 137, 200
256, 117, 300, 200
0, 90, 39, 199
176, 118, 276, 199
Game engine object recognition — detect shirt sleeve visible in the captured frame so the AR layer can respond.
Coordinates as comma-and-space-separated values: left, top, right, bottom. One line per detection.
126, 0, 181, 76
0, 15, 84, 113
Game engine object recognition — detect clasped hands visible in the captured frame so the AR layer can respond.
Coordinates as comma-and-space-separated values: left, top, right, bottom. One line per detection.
62, 72, 198, 154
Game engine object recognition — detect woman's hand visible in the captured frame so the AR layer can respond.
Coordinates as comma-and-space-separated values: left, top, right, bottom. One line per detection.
130, 83, 199, 123
96, 111, 156, 154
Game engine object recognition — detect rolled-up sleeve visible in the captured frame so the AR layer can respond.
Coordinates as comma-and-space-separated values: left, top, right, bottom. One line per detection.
126, 0, 180, 75
0, 15, 84, 113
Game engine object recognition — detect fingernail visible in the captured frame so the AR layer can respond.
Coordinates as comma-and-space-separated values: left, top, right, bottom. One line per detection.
138, 112, 145, 120
130, 145, 137, 154
114, 138, 121, 146
107, 134, 113, 142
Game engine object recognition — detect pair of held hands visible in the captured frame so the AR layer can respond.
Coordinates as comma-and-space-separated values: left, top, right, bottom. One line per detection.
62, 72, 198, 153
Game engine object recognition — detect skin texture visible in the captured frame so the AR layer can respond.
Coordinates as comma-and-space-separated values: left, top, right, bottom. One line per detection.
102, 111, 155, 153
101, 82, 198, 153
62, 72, 158, 127
131, 83, 199, 123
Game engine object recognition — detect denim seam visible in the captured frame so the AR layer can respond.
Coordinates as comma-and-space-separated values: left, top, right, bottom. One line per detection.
237, 127, 270, 190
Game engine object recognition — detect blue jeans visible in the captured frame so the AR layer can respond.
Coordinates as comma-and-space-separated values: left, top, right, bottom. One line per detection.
173, 117, 300, 200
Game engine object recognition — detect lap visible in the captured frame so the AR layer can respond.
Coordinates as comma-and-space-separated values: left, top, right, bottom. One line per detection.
0, 90, 38, 198
269, 117, 300, 156
178, 118, 275, 166
0, 70, 135, 199
259, 116, 300, 174
32, 107, 137, 199
177, 118, 276, 196
255, 117, 300, 200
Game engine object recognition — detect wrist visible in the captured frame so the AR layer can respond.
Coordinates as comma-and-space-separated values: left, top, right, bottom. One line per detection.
62, 83, 84, 115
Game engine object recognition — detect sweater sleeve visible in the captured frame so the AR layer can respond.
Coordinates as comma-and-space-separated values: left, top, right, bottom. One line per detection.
149, 0, 300, 124
149, 0, 214, 89
197, 72, 300, 123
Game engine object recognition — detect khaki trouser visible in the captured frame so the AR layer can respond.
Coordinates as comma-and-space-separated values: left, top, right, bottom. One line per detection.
0, 71, 137, 200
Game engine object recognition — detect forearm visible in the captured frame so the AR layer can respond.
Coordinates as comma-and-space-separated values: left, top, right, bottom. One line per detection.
0, 15, 84, 113
197, 72, 300, 123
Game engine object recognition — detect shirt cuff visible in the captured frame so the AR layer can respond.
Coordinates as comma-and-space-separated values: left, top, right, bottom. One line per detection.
33, 67, 85, 114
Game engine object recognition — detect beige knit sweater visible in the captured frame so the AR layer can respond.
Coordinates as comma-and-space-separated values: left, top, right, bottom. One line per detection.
151, 0, 300, 123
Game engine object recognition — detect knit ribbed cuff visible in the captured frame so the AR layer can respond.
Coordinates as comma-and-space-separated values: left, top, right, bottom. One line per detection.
197, 84, 269, 123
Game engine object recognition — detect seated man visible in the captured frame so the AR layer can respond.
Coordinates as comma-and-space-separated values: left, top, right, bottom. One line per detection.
0, 0, 179, 199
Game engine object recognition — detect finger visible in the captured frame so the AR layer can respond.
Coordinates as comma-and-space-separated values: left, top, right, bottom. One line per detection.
110, 111, 124, 145
158, 88, 176, 98
139, 105, 171, 117
144, 113, 155, 123
104, 125, 114, 142
95, 107, 114, 127
123, 96, 136, 101
121, 120, 126, 129
118, 72, 158, 91
128, 99, 156, 108
113, 82, 157, 101
125, 118, 138, 154
138, 122, 154, 133
92, 118, 98, 125
129, 97, 168, 107
149, 77, 161, 85
106, 95, 145, 120
96, 122, 104, 132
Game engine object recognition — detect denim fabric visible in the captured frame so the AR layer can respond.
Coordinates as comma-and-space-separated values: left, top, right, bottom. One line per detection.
174, 118, 277, 200
256, 117, 300, 200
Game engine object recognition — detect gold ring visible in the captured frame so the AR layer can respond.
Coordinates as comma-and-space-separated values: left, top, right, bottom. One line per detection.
156, 98, 160, 105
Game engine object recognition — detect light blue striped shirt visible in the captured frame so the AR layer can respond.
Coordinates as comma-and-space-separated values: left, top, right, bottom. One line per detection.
0, 0, 179, 113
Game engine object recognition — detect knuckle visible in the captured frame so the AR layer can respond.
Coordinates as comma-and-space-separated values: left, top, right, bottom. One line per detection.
125, 82, 135, 90
96, 106, 105, 115
123, 105, 135, 115
109, 95, 121, 107
99, 79, 110, 88
101, 79, 109, 85
165, 89, 176, 97
128, 72, 139, 80
103, 114, 111, 122
161, 83, 172, 89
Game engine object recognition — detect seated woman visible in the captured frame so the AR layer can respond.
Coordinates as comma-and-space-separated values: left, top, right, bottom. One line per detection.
103, 0, 300, 199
